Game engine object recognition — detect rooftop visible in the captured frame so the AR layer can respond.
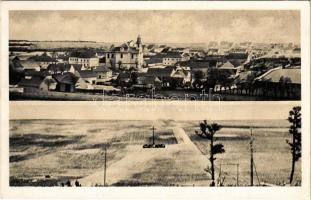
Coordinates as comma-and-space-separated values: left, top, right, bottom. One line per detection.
255, 67, 301, 84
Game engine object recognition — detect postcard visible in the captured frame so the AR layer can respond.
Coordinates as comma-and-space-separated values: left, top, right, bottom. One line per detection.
0, 1, 310, 199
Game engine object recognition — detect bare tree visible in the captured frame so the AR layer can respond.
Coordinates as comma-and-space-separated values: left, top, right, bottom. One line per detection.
286, 106, 301, 184
195, 120, 225, 186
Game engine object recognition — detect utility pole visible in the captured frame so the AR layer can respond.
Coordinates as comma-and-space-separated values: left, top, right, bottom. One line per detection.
237, 164, 239, 186
250, 128, 254, 186
152, 126, 155, 145
104, 147, 107, 187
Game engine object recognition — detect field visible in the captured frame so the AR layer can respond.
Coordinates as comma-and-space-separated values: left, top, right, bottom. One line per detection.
9, 119, 301, 186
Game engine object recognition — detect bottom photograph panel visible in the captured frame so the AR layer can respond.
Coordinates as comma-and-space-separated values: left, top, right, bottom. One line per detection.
9, 112, 301, 187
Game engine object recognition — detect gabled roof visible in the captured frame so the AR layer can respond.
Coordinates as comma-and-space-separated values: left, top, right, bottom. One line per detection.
24, 70, 44, 77
19, 60, 41, 70
137, 76, 161, 85
147, 67, 175, 77
18, 76, 56, 88
71, 64, 83, 72
163, 52, 182, 58
79, 70, 97, 78
145, 57, 163, 65
48, 63, 73, 72
108, 46, 139, 53
179, 60, 210, 69
28, 53, 56, 62
233, 71, 257, 84
227, 59, 244, 68
219, 61, 235, 69
70, 51, 96, 58
172, 69, 188, 78
255, 67, 301, 84
18, 77, 44, 88
225, 53, 248, 60
53, 72, 79, 84
94, 66, 111, 73
117, 72, 131, 79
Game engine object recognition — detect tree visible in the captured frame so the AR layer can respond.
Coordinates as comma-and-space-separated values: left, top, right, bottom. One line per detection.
195, 120, 225, 186
193, 70, 205, 89
286, 106, 301, 184
217, 70, 232, 93
130, 71, 138, 84
118, 61, 123, 70
205, 68, 219, 92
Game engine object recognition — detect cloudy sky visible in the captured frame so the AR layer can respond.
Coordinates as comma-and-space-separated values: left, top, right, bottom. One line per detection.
10, 10, 300, 43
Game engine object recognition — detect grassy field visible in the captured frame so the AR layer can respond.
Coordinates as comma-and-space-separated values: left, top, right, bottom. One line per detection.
9, 119, 301, 186
180, 119, 301, 186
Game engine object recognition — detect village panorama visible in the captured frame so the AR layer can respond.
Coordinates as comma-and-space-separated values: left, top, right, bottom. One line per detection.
9, 36, 301, 101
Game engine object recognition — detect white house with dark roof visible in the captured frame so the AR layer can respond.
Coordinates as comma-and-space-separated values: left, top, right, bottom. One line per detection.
105, 35, 144, 69
79, 70, 97, 85
94, 67, 113, 84
69, 51, 99, 69
19, 60, 41, 71
162, 52, 190, 66
18, 76, 57, 92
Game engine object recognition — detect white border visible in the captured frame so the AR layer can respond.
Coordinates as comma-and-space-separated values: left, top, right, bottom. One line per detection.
1, 1, 310, 200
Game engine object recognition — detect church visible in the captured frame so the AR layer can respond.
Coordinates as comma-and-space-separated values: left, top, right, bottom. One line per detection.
105, 35, 144, 70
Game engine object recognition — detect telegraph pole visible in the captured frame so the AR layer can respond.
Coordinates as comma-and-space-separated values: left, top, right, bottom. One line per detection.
237, 164, 239, 186
250, 128, 254, 186
104, 147, 107, 187
152, 126, 155, 145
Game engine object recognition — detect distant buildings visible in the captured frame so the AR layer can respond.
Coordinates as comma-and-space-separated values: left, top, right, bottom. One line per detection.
27, 52, 57, 69
105, 35, 144, 69
8, 39, 301, 100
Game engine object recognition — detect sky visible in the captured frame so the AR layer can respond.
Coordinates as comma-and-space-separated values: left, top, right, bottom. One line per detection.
9, 10, 300, 44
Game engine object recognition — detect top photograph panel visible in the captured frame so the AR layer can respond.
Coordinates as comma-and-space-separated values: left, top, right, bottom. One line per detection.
9, 10, 301, 101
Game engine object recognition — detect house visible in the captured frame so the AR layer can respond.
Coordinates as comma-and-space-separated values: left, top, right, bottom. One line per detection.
24, 70, 46, 79
218, 61, 241, 77
75, 77, 94, 90
79, 70, 98, 85
53, 72, 79, 92
117, 72, 132, 86
94, 67, 113, 85
207, 48, 219, 55
254, 67, 301, 98
19, 60, 41, 71
28, 52, 57, 69
47, 63, 80, 75
162, 52, 183, 66
145, 55, 164, 67
69, 51, 99, 69
134, 75, 162, 89
146, 66, 190, 87
105, 35, 144, 69
172, 67, 192, 85
18, 76, 57, 92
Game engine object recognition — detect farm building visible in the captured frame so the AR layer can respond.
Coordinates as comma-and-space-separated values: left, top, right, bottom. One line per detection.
53, 72, 79, 92
18, 76, 57, 92
254, 67, 301, 99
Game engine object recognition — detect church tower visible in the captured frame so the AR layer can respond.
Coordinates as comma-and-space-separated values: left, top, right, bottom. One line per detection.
136, 35, 143, 69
